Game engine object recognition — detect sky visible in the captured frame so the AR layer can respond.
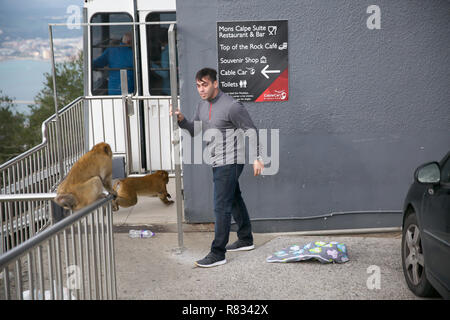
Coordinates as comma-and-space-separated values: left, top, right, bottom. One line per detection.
0, 0, 83, 40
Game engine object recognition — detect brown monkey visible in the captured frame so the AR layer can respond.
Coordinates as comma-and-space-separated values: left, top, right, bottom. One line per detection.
112, 170, 174, 211
54, 142, 116, 211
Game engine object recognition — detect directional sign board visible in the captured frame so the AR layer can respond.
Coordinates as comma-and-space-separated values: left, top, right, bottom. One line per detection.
217, 20, 288, 102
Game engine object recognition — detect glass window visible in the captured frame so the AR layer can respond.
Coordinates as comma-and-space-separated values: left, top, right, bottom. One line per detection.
146, 12, 177, 96
91, 13, 135, 96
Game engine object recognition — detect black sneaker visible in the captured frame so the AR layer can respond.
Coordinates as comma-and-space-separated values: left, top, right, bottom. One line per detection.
195, 253, 227, 268
226, 240, 255, 252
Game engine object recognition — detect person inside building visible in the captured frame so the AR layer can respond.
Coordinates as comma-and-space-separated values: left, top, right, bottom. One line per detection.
93, 32, 135, 95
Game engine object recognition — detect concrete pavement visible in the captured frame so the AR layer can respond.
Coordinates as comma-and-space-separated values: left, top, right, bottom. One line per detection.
111, 178, 423, 300
112, 176, 180, 226
113, 231, 422, 300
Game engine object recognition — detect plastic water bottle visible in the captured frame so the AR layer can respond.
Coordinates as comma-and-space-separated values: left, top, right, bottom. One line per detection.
128, 229, 154, 238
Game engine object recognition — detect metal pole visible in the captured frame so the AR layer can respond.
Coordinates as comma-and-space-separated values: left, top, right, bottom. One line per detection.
168, 24, 184, 253
120, 70, 133, 176
48, 21, 177, 27
48, 25, 65, 181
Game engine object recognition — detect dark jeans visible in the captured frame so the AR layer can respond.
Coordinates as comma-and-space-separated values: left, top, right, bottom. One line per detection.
210, 164, 253, 259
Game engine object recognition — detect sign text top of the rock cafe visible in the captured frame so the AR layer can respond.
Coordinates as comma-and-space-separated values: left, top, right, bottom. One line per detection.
217, 20, 289, 102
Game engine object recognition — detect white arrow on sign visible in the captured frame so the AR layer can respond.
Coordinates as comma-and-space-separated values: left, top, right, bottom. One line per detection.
261, 64, 280, 79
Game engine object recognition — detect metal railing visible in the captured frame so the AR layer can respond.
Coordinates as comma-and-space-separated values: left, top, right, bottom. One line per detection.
0, 194, 54, 255
140, 96, 178, 173
0, 98, 86, 249
0, 194, 117, 300
0, 93, 178, 191
0, 20, 182, 300
85, 96, 129, 164
86, 95, 180, 175
0, 97, 86, 196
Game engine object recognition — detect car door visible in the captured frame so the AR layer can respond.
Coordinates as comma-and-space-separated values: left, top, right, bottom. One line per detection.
421, 152, 450, 292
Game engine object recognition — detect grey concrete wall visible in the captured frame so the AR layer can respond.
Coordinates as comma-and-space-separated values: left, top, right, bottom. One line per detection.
176, 0, 450, 232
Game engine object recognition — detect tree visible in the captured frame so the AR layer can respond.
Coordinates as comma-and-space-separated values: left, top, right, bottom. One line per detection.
0, 91, 28, 163
26, 51, 84, 147
0, 53, 84, 165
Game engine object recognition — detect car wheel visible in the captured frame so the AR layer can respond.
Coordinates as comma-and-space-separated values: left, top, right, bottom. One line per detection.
401, 211, 438, 297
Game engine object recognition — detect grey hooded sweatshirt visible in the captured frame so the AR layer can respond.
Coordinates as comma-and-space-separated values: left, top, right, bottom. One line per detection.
178, 89, 260, 167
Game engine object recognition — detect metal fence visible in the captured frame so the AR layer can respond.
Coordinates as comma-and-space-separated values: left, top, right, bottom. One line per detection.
0, 194, 54, 255
85, 96, 129, 170
141, 96, 178, 173
0, 97, 86, 196
0, 20, 182, 295
0, 90, 183, 252
0, 98, 86, 251
86, 95, 180, 175
0, 93, 178, 187
0, 194, 117, 300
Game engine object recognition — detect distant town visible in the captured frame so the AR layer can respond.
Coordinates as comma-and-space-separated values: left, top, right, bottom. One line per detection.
0, 37, 82, 62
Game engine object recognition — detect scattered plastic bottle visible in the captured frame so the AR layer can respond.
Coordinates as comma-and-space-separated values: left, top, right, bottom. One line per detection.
128, 229, 154, 238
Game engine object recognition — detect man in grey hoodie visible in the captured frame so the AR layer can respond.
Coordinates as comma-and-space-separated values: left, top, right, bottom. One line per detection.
171, 68, 264, 267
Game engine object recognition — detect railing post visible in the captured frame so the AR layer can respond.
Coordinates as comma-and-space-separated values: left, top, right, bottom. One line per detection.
48, 25, 65, 181
121, 70, 133, 176
168, 24, 184, 253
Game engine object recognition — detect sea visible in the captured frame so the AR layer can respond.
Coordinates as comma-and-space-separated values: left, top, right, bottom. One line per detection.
0, 59, 51, 114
